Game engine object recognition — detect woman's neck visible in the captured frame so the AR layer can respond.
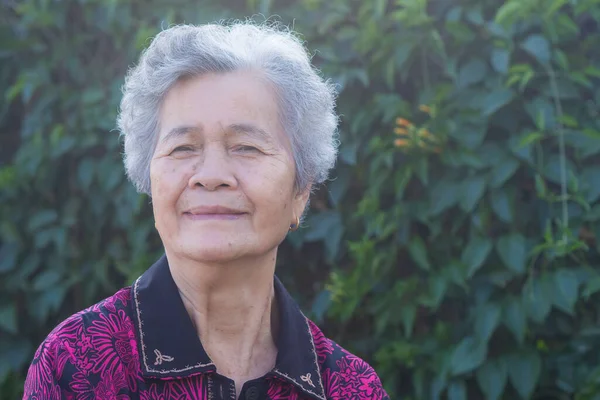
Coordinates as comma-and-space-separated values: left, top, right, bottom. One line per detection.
166, 249, 279, 387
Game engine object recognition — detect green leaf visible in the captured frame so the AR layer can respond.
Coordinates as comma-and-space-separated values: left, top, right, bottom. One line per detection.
32, 270, 62, 292
394, 167, 413, 199
82, 88, 104, 105
584, 204, 600, 221
457, 58, 487, 88
558, 114, 578, 128
459, 175, 486, 212
583, 276, 600, 299
27, 210, 58, 232
490, 189, 513, 223
491, 48, 510, 74
447, 380, 467, 400
449, 126, 487, 149
446, 260, 468, 289
489, 158, 519, 188
502, 296, 527, 344
522, 34, 551, 64
401, 305, 416, 338
482, 89, 514, 116
584, 66, 600, 78
430, 180, 460, 215
30, 285, 68, 323
310, 290, 331, 323
475, 302, 501, 342
523, 276, 553, 322
453, 150, 486, 169
554, 49, 570, 70
394, 42, 414, 70
545, 0, 568, 17
446, 6, 462, 22
544, 155, 575, 185
373, 0, 388, 19
0, 303, 17, 334
476, 358, 508, 400
0, 339, 32, 382
415, 157, 428, 186
507, 351, 542, 398
552, 268, 579, 315
384, 58, 395, 89
77, 159, 95, 190
430, 376, 447, 400
465, 8, 483, 24
535, 174, 547, 197
525, 98, 556, 130
304, 211, 344, 261
461, 236, 493, 277
496, 233, 527, 274
427, 275, 447, 310
582, 165, 600, 203
542, 78, 580, 99
494, 1, 522, 26
450, 336, 487, 375
408, 236, 430, 270
0, 243, 19, 273
518, 131, 544, 147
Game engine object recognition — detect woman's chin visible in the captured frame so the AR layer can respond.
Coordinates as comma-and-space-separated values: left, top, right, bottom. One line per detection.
173, 236, 251, 263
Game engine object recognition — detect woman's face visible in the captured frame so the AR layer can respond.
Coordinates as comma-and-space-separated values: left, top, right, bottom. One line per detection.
151, 71, 309, 263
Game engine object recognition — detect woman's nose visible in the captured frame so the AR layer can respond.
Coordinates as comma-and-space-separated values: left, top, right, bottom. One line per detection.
187, 148, 237, 191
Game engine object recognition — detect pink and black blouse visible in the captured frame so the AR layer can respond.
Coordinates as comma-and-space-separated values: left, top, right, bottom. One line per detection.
24, 256, 390, 399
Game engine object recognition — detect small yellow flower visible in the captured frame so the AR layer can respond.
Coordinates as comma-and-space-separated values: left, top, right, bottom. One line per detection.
394, 127, 409, 135
419, 104, 431, 114
395, 117, 413, 127
394, 138, 410, 147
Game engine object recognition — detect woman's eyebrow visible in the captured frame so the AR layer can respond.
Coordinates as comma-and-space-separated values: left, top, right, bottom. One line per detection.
228, 123, 273, 142
160, 126, 203, 144
160, 123, 274, 144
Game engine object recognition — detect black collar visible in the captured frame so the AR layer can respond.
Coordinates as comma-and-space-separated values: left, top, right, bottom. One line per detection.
131, 255, 325, 400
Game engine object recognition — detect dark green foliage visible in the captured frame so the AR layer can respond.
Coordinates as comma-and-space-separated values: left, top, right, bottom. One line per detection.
2, 0, 600, 398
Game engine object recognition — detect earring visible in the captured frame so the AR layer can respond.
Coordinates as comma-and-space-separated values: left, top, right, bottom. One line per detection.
289, 216, 300, 231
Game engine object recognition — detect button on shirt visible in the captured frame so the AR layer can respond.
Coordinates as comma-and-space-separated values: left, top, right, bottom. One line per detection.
24, 256, 390, 399
245, 385, 261, 400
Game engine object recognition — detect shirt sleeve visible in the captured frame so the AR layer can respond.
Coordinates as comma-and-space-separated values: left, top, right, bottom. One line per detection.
23, 334, 76, 400
323, 352, 391, 399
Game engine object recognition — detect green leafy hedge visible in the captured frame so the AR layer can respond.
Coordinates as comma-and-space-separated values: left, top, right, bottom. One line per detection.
2, 0, 600, 398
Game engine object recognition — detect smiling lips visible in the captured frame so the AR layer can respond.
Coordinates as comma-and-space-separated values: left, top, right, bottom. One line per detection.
183, 206, 246, 220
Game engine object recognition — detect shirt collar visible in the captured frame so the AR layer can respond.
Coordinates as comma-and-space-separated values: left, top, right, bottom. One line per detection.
131, 255, 325, 400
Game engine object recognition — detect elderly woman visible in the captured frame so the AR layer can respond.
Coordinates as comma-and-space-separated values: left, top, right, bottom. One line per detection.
24, 22, 389, 400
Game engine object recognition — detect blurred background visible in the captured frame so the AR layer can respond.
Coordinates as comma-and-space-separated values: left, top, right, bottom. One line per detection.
2, 0, 600, 398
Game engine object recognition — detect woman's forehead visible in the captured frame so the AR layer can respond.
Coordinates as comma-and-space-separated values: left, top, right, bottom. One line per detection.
158, 72, 290, 148
163, 71, 278, 114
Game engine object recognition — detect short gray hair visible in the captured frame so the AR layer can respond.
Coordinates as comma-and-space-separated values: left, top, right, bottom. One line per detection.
117, 21, 339, 195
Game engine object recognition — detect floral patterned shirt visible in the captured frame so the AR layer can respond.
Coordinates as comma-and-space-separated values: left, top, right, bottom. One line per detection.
24, 255, 390, 399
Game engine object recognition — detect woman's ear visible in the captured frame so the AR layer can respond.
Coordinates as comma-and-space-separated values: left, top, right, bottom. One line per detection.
293, 184, 312, 217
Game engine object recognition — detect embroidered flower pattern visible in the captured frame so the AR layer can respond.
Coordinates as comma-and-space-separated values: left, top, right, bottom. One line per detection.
330, 357, 385, 399
23, 287, 390, 399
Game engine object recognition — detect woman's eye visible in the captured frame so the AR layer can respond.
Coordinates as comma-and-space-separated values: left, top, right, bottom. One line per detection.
171, 146, 193, 154
236, 145, 260, 153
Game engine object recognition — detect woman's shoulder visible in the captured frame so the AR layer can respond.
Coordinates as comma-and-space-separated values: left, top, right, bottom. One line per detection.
46, 286, 133, 340
23, 286, 136, 399
307, 319, 390, 399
